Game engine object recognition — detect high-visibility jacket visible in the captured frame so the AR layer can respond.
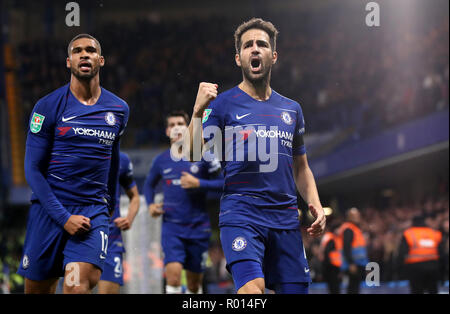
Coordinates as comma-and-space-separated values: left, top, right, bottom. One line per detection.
403, 227, 442, 264
320, 232, 342, 268
338, 222, 368, 269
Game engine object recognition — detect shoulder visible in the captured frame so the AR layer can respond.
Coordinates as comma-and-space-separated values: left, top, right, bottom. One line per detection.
153, 149, 170, 166
341, 223, 354, 232
33, 84, 69, 111
209, 86, 240, 109
273, 90, 304, 113
101, 88, 129, 113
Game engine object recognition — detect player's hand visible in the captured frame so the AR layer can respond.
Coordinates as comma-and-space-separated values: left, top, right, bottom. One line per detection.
180, 171, 200, 189
307, 204, 326, 237
114, 217, 132, 231
64, 215, 91, 236
148, 203, 164, 218
193, 82, 218, 117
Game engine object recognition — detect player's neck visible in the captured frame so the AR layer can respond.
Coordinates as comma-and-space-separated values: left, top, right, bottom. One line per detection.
70, 75, 101, 106
239, 79, 271, 101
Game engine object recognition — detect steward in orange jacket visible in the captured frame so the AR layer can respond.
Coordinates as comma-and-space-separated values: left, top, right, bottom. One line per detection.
320, 223, 342, 294
398, 215, 444, 294
337, 208, 368, 294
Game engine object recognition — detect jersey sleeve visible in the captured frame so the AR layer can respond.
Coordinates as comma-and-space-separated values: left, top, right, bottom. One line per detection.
292, 102, 307, 156
25, 98, 72, 227
118, 102, 130, 137
27, 98, 57, 147
204, 152, 221, 174
143, 156, 162, 205
202, 97, 224, 142
107, 103, 129, 213
119, 153, 136, 190
197, 153, 223, 191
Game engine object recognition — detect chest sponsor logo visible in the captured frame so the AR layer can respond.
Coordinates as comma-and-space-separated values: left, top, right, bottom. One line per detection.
59, 127, 116, 145
166, 179, 181, 186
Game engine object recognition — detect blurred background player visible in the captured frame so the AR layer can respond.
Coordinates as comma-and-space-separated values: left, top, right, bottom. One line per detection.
187, 18, 326, 294
144, 110, 223, 294
98, 151, 140, 294
397, 214, 445, 294
17, 34, 129, 293
319, 219, 342, 294
337, 207, 368, 294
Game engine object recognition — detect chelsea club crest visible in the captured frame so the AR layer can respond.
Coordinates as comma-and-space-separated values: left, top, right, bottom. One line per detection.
105, 112, 116, 126
232, 237, 247, 252
190, 164, 199, 174
22, 254, 29, 269
281, 111, 293, 125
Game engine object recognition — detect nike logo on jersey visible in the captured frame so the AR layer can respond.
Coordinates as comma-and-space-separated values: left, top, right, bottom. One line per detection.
163, 168, 172, 174
304, 267, 310, 273
62, 116, 77, 122
236, 113, 251, 120
100, 254, 106, 260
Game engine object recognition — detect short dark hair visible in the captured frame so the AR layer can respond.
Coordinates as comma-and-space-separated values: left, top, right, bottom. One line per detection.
234, 18, 279, 54
67, 34, 102, 56
166, 110, 190, 127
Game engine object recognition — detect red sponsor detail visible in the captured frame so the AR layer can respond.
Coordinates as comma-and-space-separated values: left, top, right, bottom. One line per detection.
238, 129, 253, 140
57, 127, 72, 136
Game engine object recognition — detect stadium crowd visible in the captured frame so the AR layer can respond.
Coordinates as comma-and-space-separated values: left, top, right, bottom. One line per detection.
15, 5, 449, 150
303, 188, 449, 285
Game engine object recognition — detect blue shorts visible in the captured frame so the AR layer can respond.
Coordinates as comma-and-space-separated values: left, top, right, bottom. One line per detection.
220, 224, 311, 290
99, 251, 124, 285
161, 231, 209, 273
17, 202, 110, 281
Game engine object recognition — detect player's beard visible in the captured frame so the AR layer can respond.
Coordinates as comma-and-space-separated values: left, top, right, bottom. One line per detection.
71, 63, 100, 81
241, 60, 272, 87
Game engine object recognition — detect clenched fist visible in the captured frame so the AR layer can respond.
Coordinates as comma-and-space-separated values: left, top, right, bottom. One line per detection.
193, 82, 218, 117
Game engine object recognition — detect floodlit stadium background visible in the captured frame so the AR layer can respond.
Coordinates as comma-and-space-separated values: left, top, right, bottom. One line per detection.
0, 0, 448, 293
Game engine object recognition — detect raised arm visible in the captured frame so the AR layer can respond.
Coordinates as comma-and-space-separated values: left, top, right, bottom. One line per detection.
186, 82, 218, 161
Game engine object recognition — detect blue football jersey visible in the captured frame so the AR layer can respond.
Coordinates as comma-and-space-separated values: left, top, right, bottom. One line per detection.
108, 152, 136, 253
202, 86, 306, 230
26, 84, 129, 216
144, 149, 222, 239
